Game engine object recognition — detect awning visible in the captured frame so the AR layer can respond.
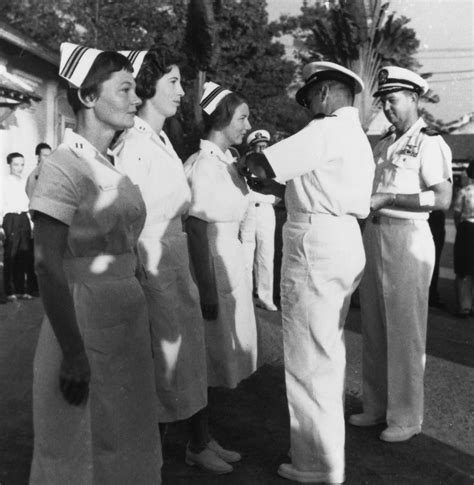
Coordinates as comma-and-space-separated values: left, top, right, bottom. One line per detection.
0, 65, 42, 107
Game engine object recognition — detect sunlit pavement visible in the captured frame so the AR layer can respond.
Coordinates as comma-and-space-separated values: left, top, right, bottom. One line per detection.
0, 220, 473, 484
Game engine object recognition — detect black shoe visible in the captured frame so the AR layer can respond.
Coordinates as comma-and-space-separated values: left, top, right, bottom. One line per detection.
0, 297, 7, 304
455, 310, 470, 319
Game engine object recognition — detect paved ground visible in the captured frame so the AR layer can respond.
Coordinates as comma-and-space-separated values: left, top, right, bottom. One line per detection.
0, 219, 473, 484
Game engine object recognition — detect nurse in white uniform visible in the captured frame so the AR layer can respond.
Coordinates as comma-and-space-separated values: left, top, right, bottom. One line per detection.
240, 129, 279, 311
28, 44, 161, 484
246, 62, 374, 484
349, 67, 452, 443
115, 48, 235, 474
184, 82, 258, 463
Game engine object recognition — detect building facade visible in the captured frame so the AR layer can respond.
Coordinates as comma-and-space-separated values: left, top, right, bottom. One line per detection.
0, 20, 73, 188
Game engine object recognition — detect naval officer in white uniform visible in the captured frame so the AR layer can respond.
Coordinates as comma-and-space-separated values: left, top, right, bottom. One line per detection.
240, 129, 279, 311
246, 61, 374, 484
349, 66, 452, 442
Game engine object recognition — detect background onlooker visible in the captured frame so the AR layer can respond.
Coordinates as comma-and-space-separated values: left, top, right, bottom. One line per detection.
2, 152, 33, 301
428, 209, 446, 308
453, 160, 474, 317
240, 129, 279, 312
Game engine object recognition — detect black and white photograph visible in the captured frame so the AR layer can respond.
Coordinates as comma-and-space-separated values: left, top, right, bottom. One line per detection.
0, 0, 473, 483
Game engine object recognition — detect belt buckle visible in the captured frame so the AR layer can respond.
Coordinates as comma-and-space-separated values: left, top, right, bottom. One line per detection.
372, 214, 380, 224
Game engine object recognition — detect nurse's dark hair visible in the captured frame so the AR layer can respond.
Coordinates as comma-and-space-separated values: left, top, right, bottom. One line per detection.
203, 92, 248, 134
67, 51, 133, 114
135, 46, 181, 100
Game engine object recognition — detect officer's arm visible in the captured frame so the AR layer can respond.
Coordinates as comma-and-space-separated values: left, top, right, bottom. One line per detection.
371, 180, 452, 212
244, 152, 285, 198
245, 152, 276, 179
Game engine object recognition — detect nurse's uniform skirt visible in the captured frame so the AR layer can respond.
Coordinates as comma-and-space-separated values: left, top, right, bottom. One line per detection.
206, 222, 258, 388
138, 218, 208, 422
29, 254, 161, 485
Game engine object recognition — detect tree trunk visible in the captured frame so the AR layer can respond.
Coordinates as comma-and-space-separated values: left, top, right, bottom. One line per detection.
194, 70, 206, 128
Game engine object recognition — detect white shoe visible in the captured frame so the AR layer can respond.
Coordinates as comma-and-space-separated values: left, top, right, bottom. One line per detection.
348, 413, 385, 427
207, 439, 241, 463
277, 463, 343, 483
185, 446, 233, 474
379, 425, 421, 442
256, 300, 278, 311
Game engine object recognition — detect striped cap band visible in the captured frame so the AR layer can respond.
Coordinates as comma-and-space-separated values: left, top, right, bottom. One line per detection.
374, 67, 428, 97
59, 42, 103, 88
200, 82, 232, 115
119, 50, 148, 78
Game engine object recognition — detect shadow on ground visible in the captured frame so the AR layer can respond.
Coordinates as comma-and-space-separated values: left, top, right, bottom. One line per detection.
161, 363, 474, 485
1, 297, 473, 484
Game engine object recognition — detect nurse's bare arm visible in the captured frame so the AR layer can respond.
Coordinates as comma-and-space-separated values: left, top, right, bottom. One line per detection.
34, 211, 91, 406
370, 180, 452, 212
185, 215, 218, 321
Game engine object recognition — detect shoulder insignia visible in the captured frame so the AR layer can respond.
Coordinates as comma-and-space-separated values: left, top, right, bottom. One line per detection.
420, 127, 440, 136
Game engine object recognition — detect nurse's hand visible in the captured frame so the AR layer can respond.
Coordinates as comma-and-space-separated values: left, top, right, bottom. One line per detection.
201, 302, 218, 321
370, 192, 395, 211
59, 350, 91, 406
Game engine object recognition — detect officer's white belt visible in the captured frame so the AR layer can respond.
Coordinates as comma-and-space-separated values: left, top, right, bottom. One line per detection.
370, 214, 422, 225
287, 212, 353, 223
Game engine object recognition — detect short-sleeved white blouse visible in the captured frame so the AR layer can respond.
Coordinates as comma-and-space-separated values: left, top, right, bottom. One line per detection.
184, 139, 250, 223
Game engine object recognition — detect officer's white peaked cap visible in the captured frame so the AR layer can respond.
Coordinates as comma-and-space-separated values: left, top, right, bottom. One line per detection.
119, 50, 148, 78
296, 61, 364, 106
247, 129, 271, 146
200, 81, 233, 115
374, 66, 429, 97
59, 42, 103, 88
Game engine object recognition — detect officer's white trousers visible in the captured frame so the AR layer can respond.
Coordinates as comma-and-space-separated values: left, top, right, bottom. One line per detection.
240, 202, 276, 305
281, 214, 365, 483
359, 217, 434, 427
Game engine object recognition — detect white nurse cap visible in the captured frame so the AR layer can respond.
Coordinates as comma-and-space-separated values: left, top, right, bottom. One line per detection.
59, 42, 103, 88
200, 81, 232, 115
119, 50, 148, 78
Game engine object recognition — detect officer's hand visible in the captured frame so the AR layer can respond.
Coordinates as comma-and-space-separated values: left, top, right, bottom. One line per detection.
59, 350, 91, 406
201, 302, 218, 321
235, 153, 251, 178
370, 193, 395, 211
249, 178, 285, 198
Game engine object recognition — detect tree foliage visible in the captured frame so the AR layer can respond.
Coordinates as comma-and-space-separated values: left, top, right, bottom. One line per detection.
2, 0, 182, 50
2, 0, 306, 156
274, 0, 429, 130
